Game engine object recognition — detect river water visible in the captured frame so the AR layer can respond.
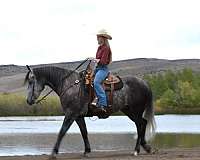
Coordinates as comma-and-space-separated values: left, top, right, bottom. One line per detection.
0, 115, 199, 156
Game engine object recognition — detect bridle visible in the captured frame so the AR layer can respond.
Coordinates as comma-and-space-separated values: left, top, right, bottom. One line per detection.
30, 76, 36, 102
27, 58, 90, 104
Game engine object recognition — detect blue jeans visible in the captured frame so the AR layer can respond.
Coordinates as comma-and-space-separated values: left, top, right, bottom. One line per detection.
94, 66, 109, 107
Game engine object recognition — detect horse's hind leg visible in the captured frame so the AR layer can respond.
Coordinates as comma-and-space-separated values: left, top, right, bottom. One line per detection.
122, 108, 150, 155
140, 118, 151, 153
51, 116, 74, 158
122, 108, 151, 155
76, 117, 91, 155
135, 118, 144, 155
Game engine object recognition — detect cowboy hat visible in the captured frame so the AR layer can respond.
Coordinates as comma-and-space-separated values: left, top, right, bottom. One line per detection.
97, 29, 112, 40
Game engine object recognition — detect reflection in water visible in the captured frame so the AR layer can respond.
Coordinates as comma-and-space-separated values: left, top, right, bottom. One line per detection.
0, 133, 199, 156
153, 133, 200, 148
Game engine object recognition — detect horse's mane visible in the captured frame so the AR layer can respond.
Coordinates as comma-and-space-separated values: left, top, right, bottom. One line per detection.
24, 66, 76, 86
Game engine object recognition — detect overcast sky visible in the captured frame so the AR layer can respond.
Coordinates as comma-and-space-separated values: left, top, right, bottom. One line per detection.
0, 0, 200, 65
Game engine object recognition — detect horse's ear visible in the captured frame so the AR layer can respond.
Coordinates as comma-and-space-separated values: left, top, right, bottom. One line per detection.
26, 65, 32, 73
24, 65, 33, 86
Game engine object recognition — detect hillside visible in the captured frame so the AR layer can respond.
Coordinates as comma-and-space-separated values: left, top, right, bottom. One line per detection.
0, 58, 199, 93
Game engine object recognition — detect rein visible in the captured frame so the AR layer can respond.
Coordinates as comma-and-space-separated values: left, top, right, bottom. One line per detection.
35, 58, 89, 104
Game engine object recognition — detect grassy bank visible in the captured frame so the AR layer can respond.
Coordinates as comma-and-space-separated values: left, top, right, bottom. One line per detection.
0, 93, 200, 116
0, 93, 63, 116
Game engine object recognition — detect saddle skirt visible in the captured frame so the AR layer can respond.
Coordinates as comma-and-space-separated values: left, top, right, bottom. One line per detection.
103, 74, 123, 91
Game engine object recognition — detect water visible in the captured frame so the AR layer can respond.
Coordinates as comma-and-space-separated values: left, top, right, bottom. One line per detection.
0, 115, 200, 134
0, 115, 199, 156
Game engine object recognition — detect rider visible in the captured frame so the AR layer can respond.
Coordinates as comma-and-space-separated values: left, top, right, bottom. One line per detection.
89, 29, 112, 112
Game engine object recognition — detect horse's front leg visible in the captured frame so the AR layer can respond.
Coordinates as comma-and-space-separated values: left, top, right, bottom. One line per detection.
76, 117, 91, 155
51, 115, 74, 158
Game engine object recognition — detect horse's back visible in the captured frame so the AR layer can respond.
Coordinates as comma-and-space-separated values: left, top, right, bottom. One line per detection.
122, 76, 150, 92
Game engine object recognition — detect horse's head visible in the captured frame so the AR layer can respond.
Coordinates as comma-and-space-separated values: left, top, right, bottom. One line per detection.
24, 65, 45, 105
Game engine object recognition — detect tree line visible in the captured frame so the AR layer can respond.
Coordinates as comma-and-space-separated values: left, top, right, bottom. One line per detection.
144, 68, 200, 114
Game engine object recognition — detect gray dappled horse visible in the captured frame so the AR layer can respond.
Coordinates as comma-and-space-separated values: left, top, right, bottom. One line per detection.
24, 65, 156, 158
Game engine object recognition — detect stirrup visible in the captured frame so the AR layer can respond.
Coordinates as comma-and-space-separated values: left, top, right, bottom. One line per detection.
91, 97, 98, 106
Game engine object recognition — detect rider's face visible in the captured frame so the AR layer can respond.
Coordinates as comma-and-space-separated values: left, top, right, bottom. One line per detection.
97, 36, 105, 45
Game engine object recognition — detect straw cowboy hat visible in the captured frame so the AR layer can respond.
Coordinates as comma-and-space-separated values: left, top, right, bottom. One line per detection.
97, 29, 112, 40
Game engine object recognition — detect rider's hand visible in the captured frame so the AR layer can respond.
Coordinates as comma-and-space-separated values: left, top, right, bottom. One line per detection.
88, 57, 100, 63
95, 59, 100, 63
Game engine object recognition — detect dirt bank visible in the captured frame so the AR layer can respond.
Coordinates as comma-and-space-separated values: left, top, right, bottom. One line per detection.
0, 148, 200, 160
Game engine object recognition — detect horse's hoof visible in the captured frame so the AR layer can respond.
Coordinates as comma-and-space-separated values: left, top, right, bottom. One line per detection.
50, 151, 57, 160
84, 149, 91, 157
142, 144, 151, 153
133, 151, 138, 156
84, 152, 90, 158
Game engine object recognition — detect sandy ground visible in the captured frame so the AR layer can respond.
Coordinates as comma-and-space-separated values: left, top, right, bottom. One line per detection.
0, 148, 199, 160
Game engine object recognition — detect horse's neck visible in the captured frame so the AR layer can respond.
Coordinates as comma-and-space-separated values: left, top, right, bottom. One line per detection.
43, 69, 78, 96
45, 79, 60, 94
36, 68, 64, 95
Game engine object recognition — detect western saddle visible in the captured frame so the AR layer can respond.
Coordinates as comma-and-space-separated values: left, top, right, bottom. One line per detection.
83, 63, 123, 118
